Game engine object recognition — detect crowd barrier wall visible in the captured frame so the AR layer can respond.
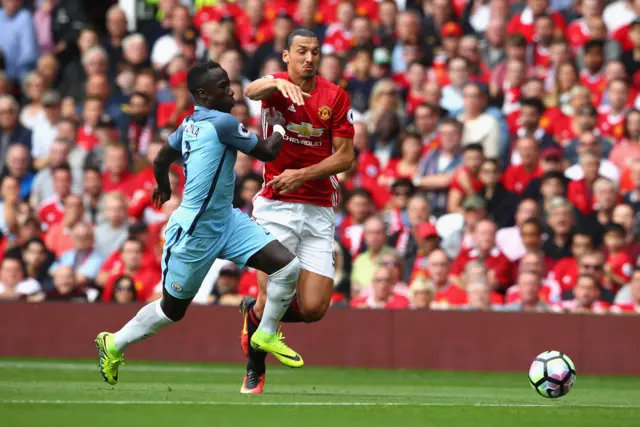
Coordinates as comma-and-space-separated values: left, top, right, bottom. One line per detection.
2, 302, 638, 375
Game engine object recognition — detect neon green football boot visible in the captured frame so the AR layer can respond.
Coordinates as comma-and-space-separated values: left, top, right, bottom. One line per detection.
250, 329, 304, 368
95, 332, 124, 385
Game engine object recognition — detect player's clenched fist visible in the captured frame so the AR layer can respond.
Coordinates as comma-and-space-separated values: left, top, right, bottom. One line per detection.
265, 107, 285, 128
275, 79, 311, 106
152, 186, 171, 209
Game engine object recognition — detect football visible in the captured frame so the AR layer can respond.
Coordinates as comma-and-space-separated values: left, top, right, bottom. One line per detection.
528, 351, 577, 398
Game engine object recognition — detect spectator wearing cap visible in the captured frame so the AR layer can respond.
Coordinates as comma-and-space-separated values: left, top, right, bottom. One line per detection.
431, 21, 462, 80
0, 256, 41, 300
207, 264, 245, 306
52, 221, 106, 288
3, 144, 34, 200
496, 198, 541, 262
407, 221, 441, 282
100, 238, 161, 302
0, 95, 32, 176
542, 197, 576, 260
437, 194, 488, 259
351, 217, 395, 297
414, 118, 462, 217
506, 0, 566, 44
156, 71, 193, 129
0, 0, 39, 85
31, 90, 63, 170
350, 265, 410, 309
478, 159, 519, 229
451, 219, 514, 291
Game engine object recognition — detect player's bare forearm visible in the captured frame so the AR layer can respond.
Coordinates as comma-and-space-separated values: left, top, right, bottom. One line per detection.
244, 78, 279, 100
250, 134, 284, 162
153, 143, 182, 194
300, 137, 355, 181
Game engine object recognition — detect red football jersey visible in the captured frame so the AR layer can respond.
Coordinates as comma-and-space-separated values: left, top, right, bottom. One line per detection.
579, 71, 607, 106
502, 164, 543, 195
553, 299, 610, 313
548, 257, 580, 293
597, 110, 626, 143
506, 10, 566, 43
259, 72, 355, 207
38, 197, 65, 231
605, 251, 634, 291
566, 19, 590, 50
610, 303, 640, 314
451, 247, 514, 290
350, 293, 410, 309
567, 179, 595, 215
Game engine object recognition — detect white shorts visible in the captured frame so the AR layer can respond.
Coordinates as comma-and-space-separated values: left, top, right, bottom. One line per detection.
252, 196, 335, 278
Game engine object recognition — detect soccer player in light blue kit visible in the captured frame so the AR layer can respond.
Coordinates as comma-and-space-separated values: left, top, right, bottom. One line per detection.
95, 62, 304, 386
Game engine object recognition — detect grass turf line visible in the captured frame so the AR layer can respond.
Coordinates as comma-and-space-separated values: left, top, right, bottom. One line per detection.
1, 358, 639, 427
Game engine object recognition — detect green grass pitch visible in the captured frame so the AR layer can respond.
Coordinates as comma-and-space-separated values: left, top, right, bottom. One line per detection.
2, 358, 639, 427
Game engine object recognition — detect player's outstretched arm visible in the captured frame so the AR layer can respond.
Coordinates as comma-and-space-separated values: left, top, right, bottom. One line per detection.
245, 77, 310, 105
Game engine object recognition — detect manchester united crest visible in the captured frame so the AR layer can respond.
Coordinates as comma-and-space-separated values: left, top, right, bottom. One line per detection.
318, 105, 332, 121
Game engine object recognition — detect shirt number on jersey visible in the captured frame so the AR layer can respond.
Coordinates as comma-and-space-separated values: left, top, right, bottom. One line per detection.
183, 140, 191, 182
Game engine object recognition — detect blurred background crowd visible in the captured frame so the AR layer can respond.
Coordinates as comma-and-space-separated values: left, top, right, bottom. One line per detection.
0, 0, 639, 314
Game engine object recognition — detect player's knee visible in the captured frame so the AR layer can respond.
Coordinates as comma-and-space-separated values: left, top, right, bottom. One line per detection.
278, 256, 300, 283
160, 296, 189, 322
299, 300, 330, 323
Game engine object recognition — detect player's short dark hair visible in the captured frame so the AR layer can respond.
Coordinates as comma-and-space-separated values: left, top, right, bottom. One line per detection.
463, 143, 484, 155
520, 97, 545, 114
285, 29, 318, 50
603, 222, 626, 237
187, 61, 222, 94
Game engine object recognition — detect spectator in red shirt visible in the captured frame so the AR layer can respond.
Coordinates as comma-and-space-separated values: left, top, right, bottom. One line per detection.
120, 92, 155, 157
554, 273, 609, 313
603, 223, 635, 292
44, 195, 84, 257
339, 189, 375, 259
458, 36, 490, 85
507, 251, 560, 303
598, 78, 630, 142
156, 71, 193, 129
579, 40, 607, 105
322, 1, 355, 55
101, 238, 161, 302
350, 265, 410, 309
548, 230, 594, 293
612, 204, 640, 262
506, 0, 566, 44
38, 164, 73, 231
566, 0, 605, 50
102, 144, 136, 198
427, 248, 468, 307
76, 96, 105, 152
448, 143, 485, 213
378, 132, 422, 191
451, 219, 513, 290
503, 137, 542, 195
567, 151, 601, 215
563, 251, 616, 303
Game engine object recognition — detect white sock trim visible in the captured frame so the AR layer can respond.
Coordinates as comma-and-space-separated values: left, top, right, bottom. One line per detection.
155, 299, 173, 323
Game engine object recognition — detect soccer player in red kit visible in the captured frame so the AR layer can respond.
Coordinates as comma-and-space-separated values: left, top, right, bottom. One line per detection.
239, 29, 355, 394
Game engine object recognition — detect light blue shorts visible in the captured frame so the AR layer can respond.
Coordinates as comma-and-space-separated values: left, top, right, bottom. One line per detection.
161, 208, 275, 299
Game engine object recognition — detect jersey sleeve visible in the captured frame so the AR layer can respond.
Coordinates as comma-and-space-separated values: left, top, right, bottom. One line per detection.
331, 88, 355, 139
168, 123, 184, 151
215, 114, 259, 154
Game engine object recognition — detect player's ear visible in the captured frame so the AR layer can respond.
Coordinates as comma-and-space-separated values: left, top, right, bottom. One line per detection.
282, 50, 289, 64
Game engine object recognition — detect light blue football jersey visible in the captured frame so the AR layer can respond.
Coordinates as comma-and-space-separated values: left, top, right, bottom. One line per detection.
167, 106, 258, 237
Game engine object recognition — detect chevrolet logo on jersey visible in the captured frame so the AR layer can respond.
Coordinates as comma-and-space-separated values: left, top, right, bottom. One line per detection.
287, 122, 324, 138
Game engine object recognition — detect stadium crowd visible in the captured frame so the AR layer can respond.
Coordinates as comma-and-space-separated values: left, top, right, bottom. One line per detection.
0, 0, 639, 314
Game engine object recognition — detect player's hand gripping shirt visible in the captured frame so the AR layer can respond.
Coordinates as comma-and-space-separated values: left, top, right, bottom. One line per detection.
259, 72, 355, 207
